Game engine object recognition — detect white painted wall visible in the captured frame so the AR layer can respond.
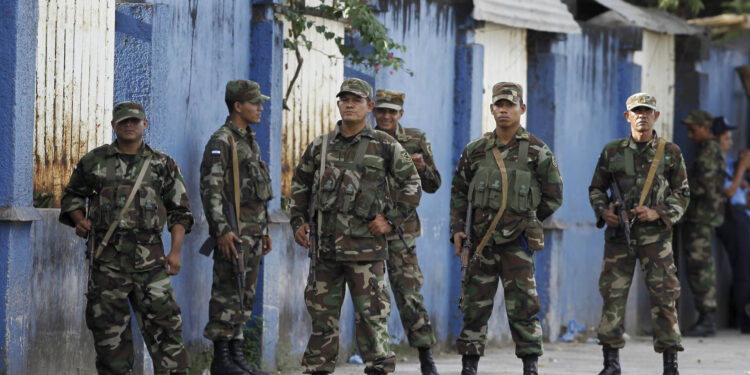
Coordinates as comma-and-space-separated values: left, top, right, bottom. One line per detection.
281, 16, 345, 196
634, 30, 675, 141
34, 0, 115, 205
475, 23, 528, 132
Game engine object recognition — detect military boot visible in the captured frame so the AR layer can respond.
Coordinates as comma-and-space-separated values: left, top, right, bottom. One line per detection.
418, 347, 439, 375
460, 354, 479, 375
522, 355, 538, 375
598, 346, 621, 375
229, 339, 269, 375
211, 340, 249, 375
364, 369, 386, 375
663, 349, 678, 375
685, 313, 717, 337
310, 372, 329, 375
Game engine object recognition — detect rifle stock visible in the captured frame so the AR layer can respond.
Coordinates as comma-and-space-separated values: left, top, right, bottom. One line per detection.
610, 173, 634, 256
459, 203, 473, 309
308, 185, 318, 294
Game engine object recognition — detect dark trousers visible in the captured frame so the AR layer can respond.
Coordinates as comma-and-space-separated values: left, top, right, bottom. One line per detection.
715, 204, 750, 333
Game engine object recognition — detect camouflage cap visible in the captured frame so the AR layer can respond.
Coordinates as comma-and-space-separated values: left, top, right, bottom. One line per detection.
374, 89, 405, 110
681, 109, 713, 126
225, 79, 270, 104
626, 92, 657, 111
336, 78, 372, 99
492, 82, 523, 104
112, 101, 146, 124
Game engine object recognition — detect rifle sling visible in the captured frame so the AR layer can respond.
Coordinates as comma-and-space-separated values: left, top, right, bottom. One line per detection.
638, 138, 666, 207
315, 133, 329, 257
474, 147, 509, 259
95, 154, 153, 258
229, 134, 241, 231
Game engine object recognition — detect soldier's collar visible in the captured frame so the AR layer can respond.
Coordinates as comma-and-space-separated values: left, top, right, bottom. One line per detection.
332, 121, 375, 141
225, 118, 255, 139
483, 127, 527, 151
624, 130, 659, 150
395, 123, 408, 142
107, 141, 151, 157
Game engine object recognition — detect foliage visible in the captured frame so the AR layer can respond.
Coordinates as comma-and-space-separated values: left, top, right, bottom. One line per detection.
722, 0, 750, 14
278, 0, 409, 105
624, 0, 704, 16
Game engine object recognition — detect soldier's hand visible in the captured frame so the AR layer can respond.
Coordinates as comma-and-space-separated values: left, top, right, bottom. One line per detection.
369, 214, 393, 236
630, 206, 659, 222
218, 231, 242, 260
164, 251, 181, 275
295, 223, 311, 249
262, 235, 272, 255
602, 204, 621, 228
453, 232, 467, 257
739, 149, 750, 170
75, 218, 93, 238
412, 153, 426, 172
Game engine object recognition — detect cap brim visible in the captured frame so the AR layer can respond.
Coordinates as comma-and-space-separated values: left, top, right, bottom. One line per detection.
492, 95, 520, 104
113, 114, 145, 124
627, 104, 657, 111
336, 90, 368, 98
249, 94, 270, 103
374, 103, 402, 110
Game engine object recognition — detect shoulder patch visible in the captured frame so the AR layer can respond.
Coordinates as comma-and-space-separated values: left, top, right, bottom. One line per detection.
425, 143, 433, 157
401, 150, 412, 163
211, 149, 221, 155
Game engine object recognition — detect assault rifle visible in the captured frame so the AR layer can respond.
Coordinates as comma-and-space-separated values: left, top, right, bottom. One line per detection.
199, 200, 245, 315
609, 173, 634, 256
308, 184, 318, 294
459, 203, 473, 309
383, 178, 412, 252
86, 202, 96, 296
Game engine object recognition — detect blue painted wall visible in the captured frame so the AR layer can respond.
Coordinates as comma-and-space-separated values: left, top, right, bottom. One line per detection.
0, 0, 38, 374
374, 0, 458, 348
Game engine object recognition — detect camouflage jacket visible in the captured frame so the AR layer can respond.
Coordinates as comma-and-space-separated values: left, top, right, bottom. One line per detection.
450, 127, 563, 251
588, 131, 690, 246
685, 138, 725, 226
375, 123, 441, 238
290, 122, 422, 261
200, 119, 273, 240
59, 142, 194, 270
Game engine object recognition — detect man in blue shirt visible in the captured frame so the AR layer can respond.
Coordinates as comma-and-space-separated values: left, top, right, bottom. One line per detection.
712, 116, 750, 334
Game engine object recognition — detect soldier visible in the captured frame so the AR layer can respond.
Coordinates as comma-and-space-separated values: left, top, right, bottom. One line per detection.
373, 89, 440, 375
199, 80, 273, 375
59, 101, 193, 375
291, 78, 422, 374
589, 93, 689, 375
450, 82, 563, 375
681, 109, 725, 337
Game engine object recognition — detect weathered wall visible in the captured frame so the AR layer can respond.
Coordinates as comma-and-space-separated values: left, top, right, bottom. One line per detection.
374, 0, 457, 349
0, 0, 39, 374
527, 26, 651, 340
635, 30, 676, 141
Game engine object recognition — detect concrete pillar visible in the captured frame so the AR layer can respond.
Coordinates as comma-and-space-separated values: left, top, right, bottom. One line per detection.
0, 0, 40, 373
249, 0, 284, 367
449, 6, 484, 339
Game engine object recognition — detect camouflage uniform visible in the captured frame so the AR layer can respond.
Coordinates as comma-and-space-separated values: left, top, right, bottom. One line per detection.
450, 83, 563, 358
200, 81, 272, 341
681, 110, 725, 315
290, 79, 422, 374
589, 94, 689, 353
60, 102, 193, 375
374, 90, 441, 349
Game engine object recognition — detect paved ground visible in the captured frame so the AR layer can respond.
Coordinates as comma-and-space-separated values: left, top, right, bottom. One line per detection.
281, 330, 750, 374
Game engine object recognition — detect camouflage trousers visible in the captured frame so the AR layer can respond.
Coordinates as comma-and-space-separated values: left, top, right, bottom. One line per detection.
203, 236, 262, 341
302, 258, 396, 373
385, 236, 437, 348
597, 240, 683, 353
86, 263, 188, 374
457, 237, 542, 358
680, 222, 717, 313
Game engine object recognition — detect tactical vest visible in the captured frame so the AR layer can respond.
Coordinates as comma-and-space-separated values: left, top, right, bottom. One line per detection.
90, 156, 166, 233
468, 139, 541, 215
315, 136, 387, 223
609, 145, 668, 210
